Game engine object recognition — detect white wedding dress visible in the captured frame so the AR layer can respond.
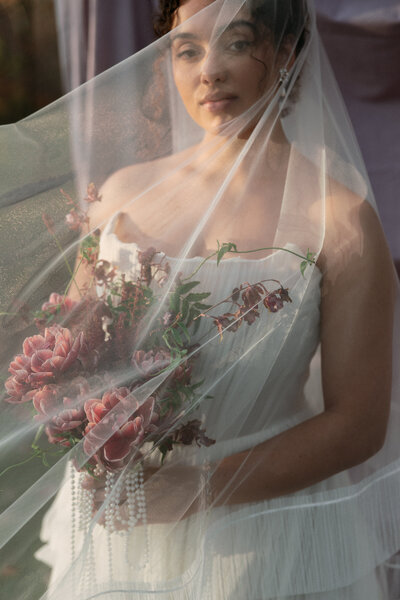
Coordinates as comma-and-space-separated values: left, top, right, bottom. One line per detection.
36, 214, 389, 599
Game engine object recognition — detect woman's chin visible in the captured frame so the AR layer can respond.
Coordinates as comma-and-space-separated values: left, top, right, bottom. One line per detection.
202, 114, 244, 137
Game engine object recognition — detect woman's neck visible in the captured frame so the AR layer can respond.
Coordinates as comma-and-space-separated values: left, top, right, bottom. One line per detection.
194, 117, 291, 177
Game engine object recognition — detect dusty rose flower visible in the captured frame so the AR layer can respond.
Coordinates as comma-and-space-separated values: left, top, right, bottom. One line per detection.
84, 182, 102, 204
45, 425, 72, 447
264, 293, 284, 313
32, 384, 60, 419
39, 378, 89, 446
41, 293, 78, 316
83, 388, 157, 470
27, 326, 85, 386
131, 349, 172, 377
46, 400, 86, 437
33, 377, 88, 424
5, 354, 35, 403
5, 326, 86, 402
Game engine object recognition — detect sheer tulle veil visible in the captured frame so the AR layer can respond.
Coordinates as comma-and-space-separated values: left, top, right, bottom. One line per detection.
0, 1, 400, 598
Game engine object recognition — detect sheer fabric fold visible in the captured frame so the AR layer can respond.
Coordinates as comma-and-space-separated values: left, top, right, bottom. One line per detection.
0, 1, 399, 599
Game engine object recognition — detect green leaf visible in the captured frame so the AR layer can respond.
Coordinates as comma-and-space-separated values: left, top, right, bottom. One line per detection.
185, 292, 211, 303
300, 260, 307, 277
186, 306, 200, 325
162, 332, 173, 349
177, 321, 191, 342
171, 328, 183, 347
194, 302, 212, 310
181, 298, 190, 321
217, 242, 238, 265
169, 292, 180, 314
176, 281, 200, 295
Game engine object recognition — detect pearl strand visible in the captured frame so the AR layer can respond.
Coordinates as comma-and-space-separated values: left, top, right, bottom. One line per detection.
70, 462, 77, 594
104, 471, 115, 581
136, 465, 150, 568
78, 472, 95, 596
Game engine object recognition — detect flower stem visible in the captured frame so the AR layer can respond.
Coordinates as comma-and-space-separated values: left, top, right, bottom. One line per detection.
183, 245, 315, 281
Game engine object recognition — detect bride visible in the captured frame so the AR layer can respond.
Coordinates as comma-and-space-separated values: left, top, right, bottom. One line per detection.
1, 1, 400, 599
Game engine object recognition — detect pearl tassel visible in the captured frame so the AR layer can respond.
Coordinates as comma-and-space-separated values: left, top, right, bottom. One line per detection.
74, 463, 150, 586
103, 465, 150, 569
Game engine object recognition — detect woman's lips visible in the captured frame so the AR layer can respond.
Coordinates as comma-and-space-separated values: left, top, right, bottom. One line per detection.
201, 97, 237, 112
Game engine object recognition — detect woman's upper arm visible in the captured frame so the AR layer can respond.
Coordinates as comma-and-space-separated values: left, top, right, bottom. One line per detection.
319, 192, 396, 457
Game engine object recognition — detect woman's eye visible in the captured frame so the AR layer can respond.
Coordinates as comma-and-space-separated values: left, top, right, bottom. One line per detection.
228, 40, 251, 52
175, 47, 200, 60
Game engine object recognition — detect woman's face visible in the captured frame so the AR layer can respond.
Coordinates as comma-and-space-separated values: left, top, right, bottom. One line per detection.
171, 0, 279, 134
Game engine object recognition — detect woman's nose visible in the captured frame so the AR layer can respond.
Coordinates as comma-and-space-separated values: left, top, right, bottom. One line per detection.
200, 49, 227, 85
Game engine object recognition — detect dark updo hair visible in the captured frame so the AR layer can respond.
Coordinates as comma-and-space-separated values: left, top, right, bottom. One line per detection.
154, 0, 308, 56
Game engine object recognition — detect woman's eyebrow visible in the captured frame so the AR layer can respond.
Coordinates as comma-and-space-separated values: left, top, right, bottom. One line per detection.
217, 19, 257, 35
171, 19, 256, 44
171, 32, 197, 44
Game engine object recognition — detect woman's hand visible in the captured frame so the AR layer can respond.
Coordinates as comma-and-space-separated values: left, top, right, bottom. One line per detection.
82, 462, 207, 527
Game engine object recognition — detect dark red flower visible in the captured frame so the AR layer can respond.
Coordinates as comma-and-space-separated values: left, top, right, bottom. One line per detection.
172, 420, 215, 448
242, 284, 263, 309
278, 287, 292, 303
264, 293, 284, 313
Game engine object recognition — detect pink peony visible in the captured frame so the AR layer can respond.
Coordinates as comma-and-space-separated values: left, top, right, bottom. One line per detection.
27, 326, 85, 386
32, 384, 60, 418
131, 349, 171, 378
32, 377, 88, 445
83, 388, 157, 470
32, 377, 88, 425
5, 354, 35, 403
5, 326, 86, 402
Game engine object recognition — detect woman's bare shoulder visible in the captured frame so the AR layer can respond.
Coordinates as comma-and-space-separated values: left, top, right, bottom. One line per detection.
88, 146, 197, 230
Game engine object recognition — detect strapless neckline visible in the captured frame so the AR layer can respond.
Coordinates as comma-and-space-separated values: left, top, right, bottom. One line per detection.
101, 211, 318, 269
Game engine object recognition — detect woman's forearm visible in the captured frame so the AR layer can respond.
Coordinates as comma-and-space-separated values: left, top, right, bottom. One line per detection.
210, 409, 383, 506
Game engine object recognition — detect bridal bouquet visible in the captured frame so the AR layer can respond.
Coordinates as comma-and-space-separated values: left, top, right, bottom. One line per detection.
4, 184, 312, 481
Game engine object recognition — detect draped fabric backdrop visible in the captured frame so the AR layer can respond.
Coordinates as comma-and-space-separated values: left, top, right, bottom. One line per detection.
316, 0, 400, 270
53, 0, 400, 271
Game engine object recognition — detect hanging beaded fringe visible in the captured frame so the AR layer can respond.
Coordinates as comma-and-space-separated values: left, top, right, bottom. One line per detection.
70, 461, 149, 587
104, 466, 149, 569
